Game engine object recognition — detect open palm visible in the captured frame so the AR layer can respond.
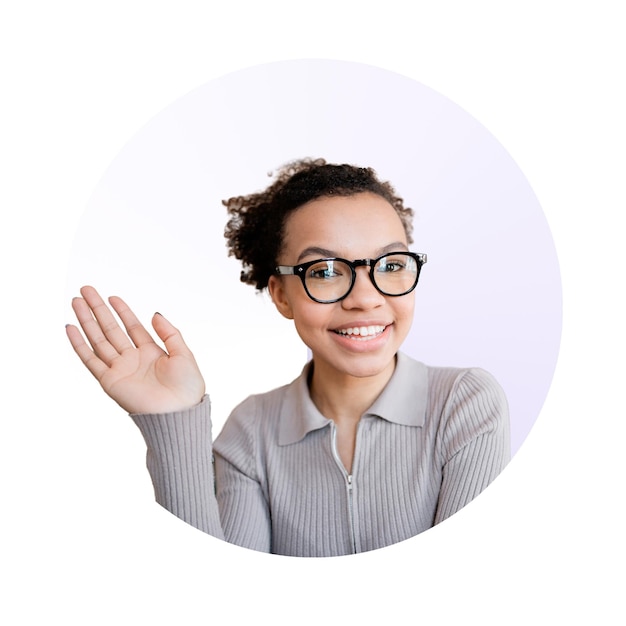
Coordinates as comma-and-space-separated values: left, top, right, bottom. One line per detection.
66, 286, 205, 414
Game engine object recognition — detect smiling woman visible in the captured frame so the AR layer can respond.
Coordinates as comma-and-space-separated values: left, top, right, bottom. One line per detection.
66, 158, 510, 557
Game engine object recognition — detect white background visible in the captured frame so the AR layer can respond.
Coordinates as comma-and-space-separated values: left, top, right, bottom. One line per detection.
1, 2, 624, 624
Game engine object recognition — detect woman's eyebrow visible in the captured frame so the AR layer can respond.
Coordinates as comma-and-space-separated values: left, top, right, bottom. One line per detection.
379, 241, 409, 255
296, 247, 338, 263
296, 242, 409, 263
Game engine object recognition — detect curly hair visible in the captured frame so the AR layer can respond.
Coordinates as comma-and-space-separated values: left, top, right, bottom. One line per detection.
223, 158, 414, 291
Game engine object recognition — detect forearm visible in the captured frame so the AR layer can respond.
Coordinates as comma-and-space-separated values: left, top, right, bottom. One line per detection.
434, 429, 509, 524
434, 367, 511, 525
130, 395, 225, 539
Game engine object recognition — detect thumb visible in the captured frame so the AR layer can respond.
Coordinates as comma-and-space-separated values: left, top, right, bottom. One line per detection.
151, 312, 192, 358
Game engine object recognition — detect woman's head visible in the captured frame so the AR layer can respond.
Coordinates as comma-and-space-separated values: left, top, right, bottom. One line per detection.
223, 158, 414, 291
265, 191, 418, 382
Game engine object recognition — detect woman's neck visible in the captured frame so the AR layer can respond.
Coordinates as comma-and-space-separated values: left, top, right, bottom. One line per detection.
308, 356, 396, 425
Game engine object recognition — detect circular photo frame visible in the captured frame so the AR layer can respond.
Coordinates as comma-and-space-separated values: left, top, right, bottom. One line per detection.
67, 59, 561, 549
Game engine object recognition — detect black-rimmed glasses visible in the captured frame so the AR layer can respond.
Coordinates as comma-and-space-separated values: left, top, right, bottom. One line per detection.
275, 251, 427, 304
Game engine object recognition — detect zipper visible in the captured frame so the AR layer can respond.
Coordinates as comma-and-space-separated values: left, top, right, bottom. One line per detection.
330, 424, 357, 554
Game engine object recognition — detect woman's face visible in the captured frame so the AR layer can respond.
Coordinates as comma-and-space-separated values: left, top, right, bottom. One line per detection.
268, 192, 416, 382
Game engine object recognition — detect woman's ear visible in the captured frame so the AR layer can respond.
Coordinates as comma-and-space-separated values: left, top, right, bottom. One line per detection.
268, 275, 294, 320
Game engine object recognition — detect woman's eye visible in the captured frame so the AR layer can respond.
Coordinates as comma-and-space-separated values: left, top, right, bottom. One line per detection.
308, 261, 343, 280
310, 268, 339, 279
379, 261, 404, 272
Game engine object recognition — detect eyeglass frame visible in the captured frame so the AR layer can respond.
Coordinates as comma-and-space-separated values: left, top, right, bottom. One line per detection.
275, 251, 427, 304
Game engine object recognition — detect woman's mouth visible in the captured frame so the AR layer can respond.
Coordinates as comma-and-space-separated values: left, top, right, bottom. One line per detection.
332, 325, 387, 340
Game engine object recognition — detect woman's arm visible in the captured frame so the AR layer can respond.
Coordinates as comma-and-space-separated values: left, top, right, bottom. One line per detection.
130, 397, 225, 539
434, 368, 511, 524
66, 286, 270, 548
130, 398, 272, 548
66, 286, 220, 532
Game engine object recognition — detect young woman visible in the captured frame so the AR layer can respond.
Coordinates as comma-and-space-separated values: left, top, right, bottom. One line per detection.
66, 158, 510, 557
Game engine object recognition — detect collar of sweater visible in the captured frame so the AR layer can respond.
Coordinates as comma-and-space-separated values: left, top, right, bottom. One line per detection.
278, 351, 428, 446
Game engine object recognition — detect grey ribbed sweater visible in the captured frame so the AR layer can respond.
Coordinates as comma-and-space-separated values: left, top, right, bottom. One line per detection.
131, 352, 510, 557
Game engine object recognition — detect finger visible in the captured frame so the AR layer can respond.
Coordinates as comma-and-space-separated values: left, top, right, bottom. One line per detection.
151, 312, 194, 359
108, 295, 156, 349
72, 293, 129, 364
78, 286, 134, 355
65, 323, 109, 381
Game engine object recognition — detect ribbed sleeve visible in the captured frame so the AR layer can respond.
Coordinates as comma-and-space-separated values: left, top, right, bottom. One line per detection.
130, 396, 224, 539
432, 368, 510, 524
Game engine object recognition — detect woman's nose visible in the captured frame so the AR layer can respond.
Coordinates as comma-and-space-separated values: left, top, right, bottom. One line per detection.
341, 267, 385, 309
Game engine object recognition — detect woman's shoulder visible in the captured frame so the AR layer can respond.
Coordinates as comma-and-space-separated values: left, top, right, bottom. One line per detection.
232, 364, 308, 416
396, 352, 508, 418
397, 351, 497, 388
425, 361, 503, 394
216, 363, 310, 442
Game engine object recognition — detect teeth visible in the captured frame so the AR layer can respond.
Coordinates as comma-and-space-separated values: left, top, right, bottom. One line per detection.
335, 325, 386, 337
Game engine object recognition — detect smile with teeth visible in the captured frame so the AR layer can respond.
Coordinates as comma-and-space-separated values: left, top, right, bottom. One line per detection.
333, 325, 387, 340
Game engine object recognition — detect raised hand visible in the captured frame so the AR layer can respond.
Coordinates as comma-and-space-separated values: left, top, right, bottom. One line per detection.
66, 286, 206, 414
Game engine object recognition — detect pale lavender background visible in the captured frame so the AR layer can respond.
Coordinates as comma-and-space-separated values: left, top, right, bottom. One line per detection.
66, 60, 561, 456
